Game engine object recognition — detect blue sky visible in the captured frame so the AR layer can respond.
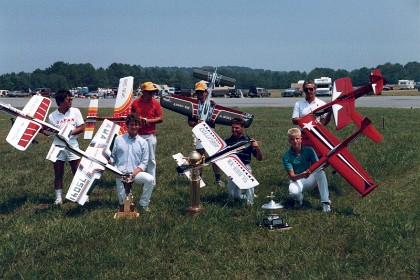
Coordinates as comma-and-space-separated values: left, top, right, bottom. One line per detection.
1, 0, 419, 75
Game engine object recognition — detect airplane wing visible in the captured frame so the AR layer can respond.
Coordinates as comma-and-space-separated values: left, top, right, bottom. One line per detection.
84, 76, 133, 139
160, 94, 254, 128
298, 114, 378, 196
21, 95, 51, 121
66, 119, 122, 205
4, 95, 53, 151
192, 122, 259, 189
6, 117, 42, 151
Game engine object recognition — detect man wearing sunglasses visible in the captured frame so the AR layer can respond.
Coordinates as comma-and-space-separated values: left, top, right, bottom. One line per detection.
292, 80, 331, 126
291, 80, 332, 152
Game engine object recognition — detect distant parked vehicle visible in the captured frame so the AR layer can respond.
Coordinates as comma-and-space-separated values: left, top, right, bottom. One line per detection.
0, 90, 9, 97
31, 87, 54, 97
383, 84, 394, 91
227, 89, 245, 98
85, 91, 101, 99
248, 86, 270, 98
174, 87, 192, 97
282, 88, 301, 97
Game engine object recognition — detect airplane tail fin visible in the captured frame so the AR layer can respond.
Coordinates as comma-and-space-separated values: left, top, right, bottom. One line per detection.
370, 69, 383, 95
113, 76, 134, 118
332, 77, 354, 130
84, 99, 98, 139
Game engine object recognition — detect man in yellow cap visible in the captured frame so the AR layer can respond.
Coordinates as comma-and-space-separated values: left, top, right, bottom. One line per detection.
188, 81, 223, 187
132, 82, 163, 192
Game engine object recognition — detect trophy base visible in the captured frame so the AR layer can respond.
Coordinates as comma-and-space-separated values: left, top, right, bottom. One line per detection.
262, 216, 292, 230
114, 211, 140, 219
186, 206, 204, 216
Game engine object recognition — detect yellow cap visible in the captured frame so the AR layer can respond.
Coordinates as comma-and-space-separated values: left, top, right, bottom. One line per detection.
141, 82, 157, 91
195, 81, 207, 91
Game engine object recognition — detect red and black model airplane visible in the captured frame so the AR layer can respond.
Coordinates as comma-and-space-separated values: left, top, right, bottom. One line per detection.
160, 69, 254, 128
298, 69, 384, 196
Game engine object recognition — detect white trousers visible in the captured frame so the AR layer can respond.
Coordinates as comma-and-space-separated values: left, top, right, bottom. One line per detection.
289, 170, 330, 203
227, 164, 254, 204
140, 134, 157, 185
116, 172, 155, 207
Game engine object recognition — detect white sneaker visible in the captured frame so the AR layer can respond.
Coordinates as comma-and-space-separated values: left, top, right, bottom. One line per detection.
54, 198, 63, 205
322, 203, 331, 212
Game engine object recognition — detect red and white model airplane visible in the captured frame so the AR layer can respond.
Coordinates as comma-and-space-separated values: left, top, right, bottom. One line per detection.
298, 69, 384, 196
160, 69, 254, 128
84, 76, 133, 139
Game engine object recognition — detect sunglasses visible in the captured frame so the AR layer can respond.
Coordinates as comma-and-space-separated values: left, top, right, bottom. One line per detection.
304, 87, 315, 92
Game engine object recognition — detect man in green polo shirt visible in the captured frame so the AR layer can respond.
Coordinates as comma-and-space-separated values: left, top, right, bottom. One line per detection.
282, 128, 331, 212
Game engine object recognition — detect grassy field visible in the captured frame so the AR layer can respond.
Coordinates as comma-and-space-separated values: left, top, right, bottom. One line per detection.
0, 106, 419, 279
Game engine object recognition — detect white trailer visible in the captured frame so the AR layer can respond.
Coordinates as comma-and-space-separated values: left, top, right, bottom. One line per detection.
398, 80, 415, 89
314, 77, 332, 96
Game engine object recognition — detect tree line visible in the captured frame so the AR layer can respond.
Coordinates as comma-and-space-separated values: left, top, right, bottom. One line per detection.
0, 61, 419, 92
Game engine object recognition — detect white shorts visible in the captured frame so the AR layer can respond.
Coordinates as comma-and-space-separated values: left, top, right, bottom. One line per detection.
57, 147, 81, 162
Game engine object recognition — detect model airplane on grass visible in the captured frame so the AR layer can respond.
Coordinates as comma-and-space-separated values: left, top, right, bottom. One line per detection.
160, 69, 254, 128
298, 69, 385, 196
175, 122, 259, 190
0, 95, 123, 205
84, 76, 133, 139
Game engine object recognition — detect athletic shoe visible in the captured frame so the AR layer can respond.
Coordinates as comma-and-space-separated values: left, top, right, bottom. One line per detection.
216, 181, 225, 188
322, 202, 331, 212
141, 206, 151, 213
54, 198, 63, 205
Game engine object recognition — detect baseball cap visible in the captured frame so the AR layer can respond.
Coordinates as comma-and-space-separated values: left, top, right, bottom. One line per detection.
141, 82, 158, 92
195, 81, 207, 92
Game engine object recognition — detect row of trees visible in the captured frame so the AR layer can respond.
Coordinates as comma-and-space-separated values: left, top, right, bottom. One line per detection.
0, 61, 419, 92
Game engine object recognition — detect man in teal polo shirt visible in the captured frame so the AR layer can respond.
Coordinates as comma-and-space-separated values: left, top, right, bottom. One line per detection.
282, 128, 331, 212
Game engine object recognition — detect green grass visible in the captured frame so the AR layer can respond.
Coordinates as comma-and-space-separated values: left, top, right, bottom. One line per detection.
0, 107, 419, 279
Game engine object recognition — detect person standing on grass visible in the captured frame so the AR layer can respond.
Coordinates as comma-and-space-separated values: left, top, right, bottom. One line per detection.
110, 113, 155, 213
282, 127, 331, 212
131, 82, 163, 188
224, 117, 262, 205
188, 81, 224, 187
48, 90, 85, 205
292, 80, 331, 153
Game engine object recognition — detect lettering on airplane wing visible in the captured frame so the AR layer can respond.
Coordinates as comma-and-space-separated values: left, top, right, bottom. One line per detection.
216, 154, 259, 189
193, 123, 226, 156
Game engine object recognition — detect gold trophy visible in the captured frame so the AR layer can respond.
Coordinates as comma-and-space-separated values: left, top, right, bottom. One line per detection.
114, 173, 140, 219
186, 150, 204, 215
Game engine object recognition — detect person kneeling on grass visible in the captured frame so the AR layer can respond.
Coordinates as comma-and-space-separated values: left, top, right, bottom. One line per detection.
110, 113, 155, 212
282, 128, 331, 212
225, 117, 262, 205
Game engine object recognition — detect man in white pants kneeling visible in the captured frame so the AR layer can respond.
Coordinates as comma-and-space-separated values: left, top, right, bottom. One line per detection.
282, 128, 331, 212
110, 113, 155, 212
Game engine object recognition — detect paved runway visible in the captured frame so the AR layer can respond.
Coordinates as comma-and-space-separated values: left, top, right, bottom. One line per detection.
1, 96, 419, 109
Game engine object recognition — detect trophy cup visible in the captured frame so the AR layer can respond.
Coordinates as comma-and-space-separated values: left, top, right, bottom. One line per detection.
186, 150, 204, 216
114, 173, 140, 219
261, 192, 291, 230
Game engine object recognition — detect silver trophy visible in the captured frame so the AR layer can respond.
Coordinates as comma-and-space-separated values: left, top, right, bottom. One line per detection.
261, 192, 291, 230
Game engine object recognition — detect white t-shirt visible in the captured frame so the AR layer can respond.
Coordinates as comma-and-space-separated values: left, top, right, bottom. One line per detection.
292, 98, 326, 122
48, 107, 84, 146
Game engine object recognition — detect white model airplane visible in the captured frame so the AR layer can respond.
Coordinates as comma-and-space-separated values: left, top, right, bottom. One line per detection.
0, 95, 58, 150
0, 96, 123, 205
175, 122, 259, 190
47, 119, 122, 205
84, 76, 134, 139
